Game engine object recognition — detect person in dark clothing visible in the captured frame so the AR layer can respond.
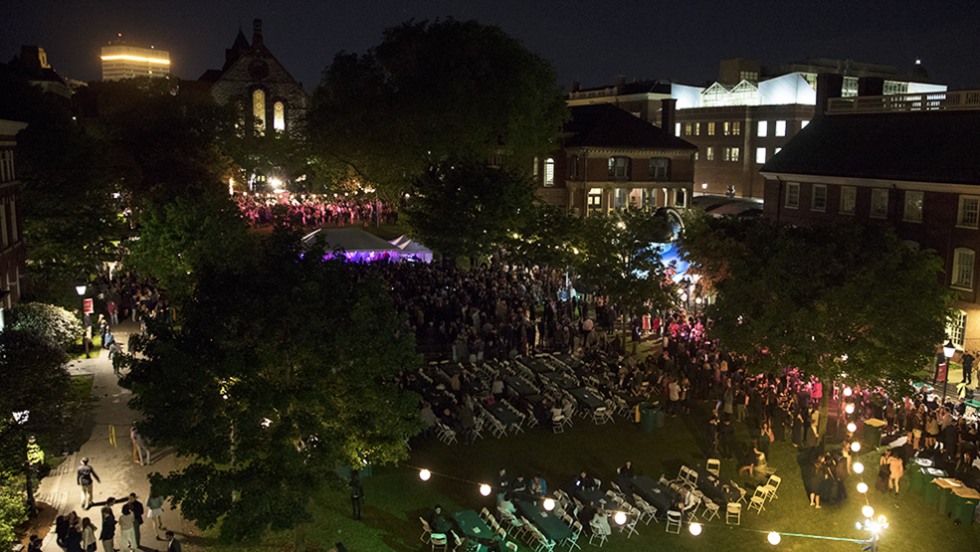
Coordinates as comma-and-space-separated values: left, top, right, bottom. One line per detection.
834, 454, 849, 501
65, 525, 83, 552
99, 506, 116, 552
350, 471, 364, 520
166, 530, 182, 552
127, 493, 145, 549
962, 352, 974, 385
429, 504, 452, 533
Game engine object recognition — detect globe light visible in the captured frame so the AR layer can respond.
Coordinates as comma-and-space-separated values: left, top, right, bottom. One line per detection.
543, 498, 555, 511
855, 521, 863, 530
862, 505, 875, 518
843, 387, 853, 397
689, 522, 702, 536
846, 422, 857, 433
844, 403, 855, 414
850, 441, 861, 453
767, 531, 781, 545
614, 511, 627, 525
479, 484, 492, 496
853, 462, 865, 474
419, 469, 431, 481
857, 482, 868, 494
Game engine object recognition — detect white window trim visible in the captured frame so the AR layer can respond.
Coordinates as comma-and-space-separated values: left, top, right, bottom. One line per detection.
952, 247, 976, 291
785, 182, 800, 209
956, 195, 980, 229
902, 190, 924, 223
839, 186, 856, 215
811, 184, 827, 212
870, 189, 889, 219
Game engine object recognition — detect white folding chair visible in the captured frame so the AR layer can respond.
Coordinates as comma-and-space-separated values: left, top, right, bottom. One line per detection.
701, 498, 720, 522
564, 521, 583, 552
620, 514, 640, 538
706, 458, 721, 477
665, 510, 682, 534
725, 502, 741, 525
431, 533, 449, 551
420, 518, 433, 543
587, 521, 607, 547
764, 475, 781, 502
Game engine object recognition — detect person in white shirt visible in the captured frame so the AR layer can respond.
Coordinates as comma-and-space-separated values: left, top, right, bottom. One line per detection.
118, 504, 137, 551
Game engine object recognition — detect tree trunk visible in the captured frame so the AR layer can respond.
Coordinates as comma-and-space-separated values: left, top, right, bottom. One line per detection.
293, 520, 307, 552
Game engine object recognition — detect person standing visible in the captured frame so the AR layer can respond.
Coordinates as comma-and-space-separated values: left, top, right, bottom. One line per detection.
962, 351, 975, 386
127, 493, 145, 549
147, 492, 165, 539
99, 506, 116, 552
131, 422, 151, 466
118, 504, 136, 552
349, 471, 364, 520
81, 517, 97, 552
77, 457, 101, 510
165, 531, 182, 552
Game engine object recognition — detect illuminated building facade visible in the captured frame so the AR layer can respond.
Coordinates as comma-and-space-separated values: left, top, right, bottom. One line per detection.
762, 86, 980, 350
100, 41, 171, 81
0, 119, 27, 317
568, 58, 945, 199
199, 19, 308, 136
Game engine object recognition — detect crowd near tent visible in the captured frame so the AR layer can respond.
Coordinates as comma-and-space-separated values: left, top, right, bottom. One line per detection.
301, 228, 432, 263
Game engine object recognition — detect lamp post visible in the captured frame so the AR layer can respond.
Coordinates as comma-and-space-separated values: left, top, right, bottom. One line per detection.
12, 410, 36, 516
942, 339, 956, 401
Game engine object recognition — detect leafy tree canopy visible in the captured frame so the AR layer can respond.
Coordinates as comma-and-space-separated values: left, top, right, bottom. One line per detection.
309, 18, 568, 195
681, 215, 951, 390
402, 160, 537, 260
7, 302, 83, 351
122, 230, 422, 541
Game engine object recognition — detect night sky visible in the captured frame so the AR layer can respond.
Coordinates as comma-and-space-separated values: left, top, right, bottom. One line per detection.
3, 0, 978, 92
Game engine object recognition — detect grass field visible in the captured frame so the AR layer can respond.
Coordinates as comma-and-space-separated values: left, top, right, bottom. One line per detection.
210, 399, 978, 552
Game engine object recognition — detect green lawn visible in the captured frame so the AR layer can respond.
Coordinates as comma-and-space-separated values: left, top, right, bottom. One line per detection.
205, 401, 979, 552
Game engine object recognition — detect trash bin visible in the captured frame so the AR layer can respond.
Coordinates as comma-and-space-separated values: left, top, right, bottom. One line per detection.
863, 418, 886, 449
653, 405, 665, 428
923, 479, 940, 507
909, 468, 925, 495
639, 404, 656, 433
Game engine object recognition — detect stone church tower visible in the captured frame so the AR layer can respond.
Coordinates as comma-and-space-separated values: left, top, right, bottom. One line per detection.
200, 19, 308, 136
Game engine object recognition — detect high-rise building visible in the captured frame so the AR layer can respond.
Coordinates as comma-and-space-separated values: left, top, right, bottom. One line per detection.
100, 37, 171, 81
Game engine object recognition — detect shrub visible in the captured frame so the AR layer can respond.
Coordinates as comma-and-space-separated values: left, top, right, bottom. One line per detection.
7, 302, 83, 350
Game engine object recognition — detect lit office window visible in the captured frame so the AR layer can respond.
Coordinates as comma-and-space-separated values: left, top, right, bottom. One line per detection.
775, 120, 786, 137
757, 121, 768, 137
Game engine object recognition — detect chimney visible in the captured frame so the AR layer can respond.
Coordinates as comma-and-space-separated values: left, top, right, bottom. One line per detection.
814, 73, 843, 119
661, 99, 677, 135
570, 81, 580, 93
614, 74, 626, 91
252, 19, 264, 47
857, 76, 884, 97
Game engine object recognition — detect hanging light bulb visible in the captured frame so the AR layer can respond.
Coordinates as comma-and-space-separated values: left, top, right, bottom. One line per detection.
862, 505, 874, 518
845, 403, 855, 414
614, 511, 627, 525
851, 441, 861, 453
857, 482, 868, 494
853, 462, 864, 474
543, 498, 555, 511
419, 469, 431, 481
843, 387, 853, 397
689, 522, 702, 536
767, 531, 781, 545
846, 422, 857, 433
479, 484, 492, 496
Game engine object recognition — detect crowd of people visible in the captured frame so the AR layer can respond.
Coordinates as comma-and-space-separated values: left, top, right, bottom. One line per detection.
233, 192, 397, 228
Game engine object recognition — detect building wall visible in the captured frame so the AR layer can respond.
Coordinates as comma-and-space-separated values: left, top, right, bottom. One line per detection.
101, 45, 171, 81
0, 120, 28, 311
210, 52, 308, 136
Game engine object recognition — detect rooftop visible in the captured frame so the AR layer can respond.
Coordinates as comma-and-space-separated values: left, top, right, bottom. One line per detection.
827, 89, 980, 115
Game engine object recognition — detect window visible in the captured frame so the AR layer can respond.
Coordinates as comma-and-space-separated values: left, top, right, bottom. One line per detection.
675, 123, 681, 136
707, 122, 716, 136
684, 123, 692, 136
732, 121, 741, 135
801, 120, 810, 129
952, 248, 976, 290
568, 156, 578, 178
903, 190, 924, 222
674, 188, 687, 208
948, 310, 967, 348
608, 157, 630, 179
8, 198, 15, 242
614, 188, 629, 209
775, 147, 782, 155
840, 186, 856, 214
0, 201, 7, 247
757, 121, 768, 137
723, 122, 732, 136
543, 158, 555, 187
649, 157, 670, 181
693, 122, 700, 136
811, 184, 827, 211
724, 147, 740, 162
587, 188, 603, 216
641, 188, 657, 209
755, 147, 766, 164
705, 147, 714, 161
273, 101, 285, 131
870, 189, 889, 218
775, 120, 786, 137
957, 196, 980, 228
252, 89, 266, 135
785, 182, 800, 208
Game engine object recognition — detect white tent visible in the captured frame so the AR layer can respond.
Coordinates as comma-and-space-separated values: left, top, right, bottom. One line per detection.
388, 235, 434, 263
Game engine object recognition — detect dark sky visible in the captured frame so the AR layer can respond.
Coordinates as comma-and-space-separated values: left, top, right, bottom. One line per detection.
3, 0, 978, 92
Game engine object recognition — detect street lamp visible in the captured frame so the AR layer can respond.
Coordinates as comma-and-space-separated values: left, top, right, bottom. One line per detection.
12, 410, 36, 516
942, 339, 956, 399
75, 284, 87, 296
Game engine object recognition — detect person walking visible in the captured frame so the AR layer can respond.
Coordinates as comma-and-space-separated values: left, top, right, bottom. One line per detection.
147, 492, 166, 539
131, 422, 151, 466
165, 531, 182, 552
99, 506, 115, 552
127, 493, 145, 549
77, 457, 101, 510
118, 504, 136, 552
349, 471, 364, 520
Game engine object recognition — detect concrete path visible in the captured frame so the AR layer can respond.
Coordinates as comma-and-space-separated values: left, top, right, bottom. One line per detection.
37, 321, 198, 551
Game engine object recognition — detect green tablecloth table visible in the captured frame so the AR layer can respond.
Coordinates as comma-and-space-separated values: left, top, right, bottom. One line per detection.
516, 500, 572, 542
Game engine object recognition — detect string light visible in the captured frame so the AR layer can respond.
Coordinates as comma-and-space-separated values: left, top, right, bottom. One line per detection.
844, 403, 855, 414
419, 469, 431, 481
843, 387, 853, 397
850, 441, 861, 453
857, 482, 868, 494
479, 484, 492, 496
861, 505, 874, 518
846, 422, 857, 433
689, 522, 703, 536
767, 531, 781, 545
853, 462, 864, 474
543, 498, 555, 511
613, 511, 627, 525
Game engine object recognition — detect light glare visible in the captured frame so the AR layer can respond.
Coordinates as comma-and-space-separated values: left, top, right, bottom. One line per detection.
419, 469, 431, 481
767, 531, 781, 545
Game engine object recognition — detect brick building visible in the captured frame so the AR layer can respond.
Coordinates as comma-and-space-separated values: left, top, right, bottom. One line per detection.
534, 103, 696, 216
761, 84, 980, 349
0, 119, 27, 321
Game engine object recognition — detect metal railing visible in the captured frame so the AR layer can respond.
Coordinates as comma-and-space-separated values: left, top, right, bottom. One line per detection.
827, 90, 980, 114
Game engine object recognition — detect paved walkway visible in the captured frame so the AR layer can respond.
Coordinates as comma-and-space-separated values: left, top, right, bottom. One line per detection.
37, 321, 198, 551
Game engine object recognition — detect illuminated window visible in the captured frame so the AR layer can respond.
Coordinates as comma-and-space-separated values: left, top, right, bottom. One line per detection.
587, 188, 603, 215
693, 122, 700, 136
724, 147, 740, 162
723, 122, 732, 136
705, 147, 714, 161
273, 101, 285, 131
757, 121, 768, 137
252, 89, 266, 135
684, 123, 692, 136
707, 122, 716, 136
775, 120, 786, 137
870, 189, 889, 218
785, 182, 800, 208
948, 310, 967, 347
811, 184, 827, 211
543, 158, 555, 187
952, 248, 975, 290
732, 122, 741, 135
614, 188, 629, 209
532, 157, 539, 177
801, 120, 810, 129
840, 186, 856, 214
903, 191, 924, 222
957, 196, 980, 228
755, 147, 766, 164
649, 158, 670, 181
608, 157, 630, 179
641, 188, 657, 209
675, 123, 681, 136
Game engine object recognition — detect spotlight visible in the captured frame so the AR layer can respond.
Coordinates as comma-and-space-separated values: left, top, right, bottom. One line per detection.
479, 484, 492, 496
767, 531, 781, 545
419, 469, 431, 481
689, 522, 702, 536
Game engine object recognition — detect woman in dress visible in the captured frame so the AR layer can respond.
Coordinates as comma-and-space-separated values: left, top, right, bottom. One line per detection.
809, 456, 827, 508
876, 450, 892, 493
